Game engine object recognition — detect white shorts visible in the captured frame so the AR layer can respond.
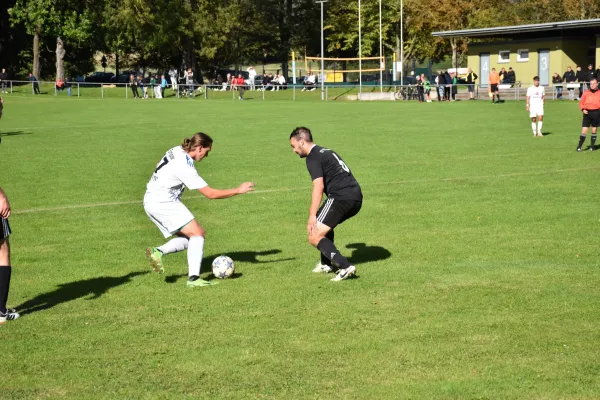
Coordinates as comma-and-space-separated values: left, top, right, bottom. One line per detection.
529, 105, 544, 118
144, 201, 194, 238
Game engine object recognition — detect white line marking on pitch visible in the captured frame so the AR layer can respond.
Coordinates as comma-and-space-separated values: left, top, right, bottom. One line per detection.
13, 166, 599, 215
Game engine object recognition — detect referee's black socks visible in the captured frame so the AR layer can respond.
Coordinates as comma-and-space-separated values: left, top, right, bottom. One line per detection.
317, 238, 351, 270
591, 134, 597, 149
0, 265, 11, 313
578, 134, 587, 149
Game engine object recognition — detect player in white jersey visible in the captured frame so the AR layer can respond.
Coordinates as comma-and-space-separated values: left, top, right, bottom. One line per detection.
526, 76, 545, 137
144, 132, 254, 287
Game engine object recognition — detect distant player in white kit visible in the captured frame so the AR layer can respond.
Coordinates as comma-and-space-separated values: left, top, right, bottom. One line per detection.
526, 76, 545, 137
144, 132, 254, 287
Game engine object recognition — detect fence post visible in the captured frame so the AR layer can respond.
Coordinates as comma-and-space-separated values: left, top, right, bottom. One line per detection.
10, 81, 12, 94
101, 84, 104, 98
325, 86, 328, 101
293, 85, 296, 101
262, 85, 265, 101
125, 84, 128, 99
77, 83, 80, 97
204, 85, 207, 99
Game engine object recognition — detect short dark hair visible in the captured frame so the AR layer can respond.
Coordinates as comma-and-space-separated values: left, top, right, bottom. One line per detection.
533, 76, 540, 81
290, 127, 313, 142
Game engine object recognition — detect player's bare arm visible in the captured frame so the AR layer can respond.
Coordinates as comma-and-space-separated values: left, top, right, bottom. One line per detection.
198, 182, 254, 200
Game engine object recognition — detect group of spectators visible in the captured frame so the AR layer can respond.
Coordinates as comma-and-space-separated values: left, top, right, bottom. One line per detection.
552, 64, 600, 100
128, 73, 169, 99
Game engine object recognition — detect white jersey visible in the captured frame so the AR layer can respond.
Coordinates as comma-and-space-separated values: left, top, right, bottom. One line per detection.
144, 146, 207, 204
527, 86, 545, 106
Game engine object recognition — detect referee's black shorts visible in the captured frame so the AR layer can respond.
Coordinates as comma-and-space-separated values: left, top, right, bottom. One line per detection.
490, 84, 499, 93
582, 109, 600, 128
317, 198, 362, 229
0, 218, 10, 240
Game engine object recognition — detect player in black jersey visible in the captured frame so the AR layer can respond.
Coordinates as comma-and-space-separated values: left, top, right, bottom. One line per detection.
289, 127, 362, 281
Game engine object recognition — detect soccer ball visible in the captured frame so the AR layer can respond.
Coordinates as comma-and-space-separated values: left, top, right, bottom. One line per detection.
212, 256, 235, 279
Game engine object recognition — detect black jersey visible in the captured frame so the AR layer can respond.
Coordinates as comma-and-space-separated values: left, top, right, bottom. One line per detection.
305, 145, 362, 200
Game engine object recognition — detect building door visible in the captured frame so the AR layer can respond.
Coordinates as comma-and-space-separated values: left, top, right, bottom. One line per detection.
538, 49, 550, 86
480, 53, 490, 88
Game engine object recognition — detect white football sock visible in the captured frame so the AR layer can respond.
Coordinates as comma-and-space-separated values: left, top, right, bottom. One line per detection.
537, 121, 543, 133
157, 237, 189, 255
187, 236, 205, 278
531, 122, 536, 134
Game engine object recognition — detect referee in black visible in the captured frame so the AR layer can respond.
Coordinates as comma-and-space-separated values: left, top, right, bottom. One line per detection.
289, 127, 362, 281
0, 186, 18, 323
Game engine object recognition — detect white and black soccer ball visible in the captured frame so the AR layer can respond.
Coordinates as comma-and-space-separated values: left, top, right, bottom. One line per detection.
212, 256, 235, 279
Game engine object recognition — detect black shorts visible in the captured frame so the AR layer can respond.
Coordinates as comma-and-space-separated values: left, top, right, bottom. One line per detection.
490, 84, 499, 93
0, 218, 10, 240
468, 84, 475, 93
582, 110, 600, 128
317, 198, 362, 229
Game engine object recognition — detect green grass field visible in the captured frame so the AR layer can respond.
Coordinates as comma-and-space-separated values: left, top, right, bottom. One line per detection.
1, 95, 599, 399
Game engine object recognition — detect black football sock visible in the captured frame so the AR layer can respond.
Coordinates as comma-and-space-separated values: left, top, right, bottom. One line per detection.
317, 238, 350, 270
591, 134, 597, 148
578, 135, 587, 149
0, 266, 11, 314
496, 94, 501, 102
320, 230, 335, 266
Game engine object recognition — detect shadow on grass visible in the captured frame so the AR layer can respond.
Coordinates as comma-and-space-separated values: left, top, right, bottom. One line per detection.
0, 131, 32, 137
542, 132, 552, 136
165, 249, 294, 283
346, 243, 392, 265
16, 271, 149, 316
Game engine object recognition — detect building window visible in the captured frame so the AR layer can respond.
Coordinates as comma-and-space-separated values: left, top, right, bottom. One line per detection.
498, 50, 510, 63
517, 49, 529, 62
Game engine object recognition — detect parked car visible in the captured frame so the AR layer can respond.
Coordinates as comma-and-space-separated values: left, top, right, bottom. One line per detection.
85, 72, 114, 83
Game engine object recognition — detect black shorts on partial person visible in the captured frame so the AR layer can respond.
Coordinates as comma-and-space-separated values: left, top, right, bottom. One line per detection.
490, 84, 498, 93
468, 84, 475, 93
582, 110, 600, 128
0, 218, 10, 240
317, 198, 362, 229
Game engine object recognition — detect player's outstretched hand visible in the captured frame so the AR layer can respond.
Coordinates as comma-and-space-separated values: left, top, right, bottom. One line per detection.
238, 182, 255, 194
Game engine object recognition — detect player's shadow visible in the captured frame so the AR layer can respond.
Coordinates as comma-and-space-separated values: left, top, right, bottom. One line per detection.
0, 131, 32, 137
346, 243, 392, 265
16, 271, 148, 316
541, 132, 552, 136
164, 249, 294, 283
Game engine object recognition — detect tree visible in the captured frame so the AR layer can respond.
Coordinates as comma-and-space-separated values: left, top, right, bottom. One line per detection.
9, 0, 93, 80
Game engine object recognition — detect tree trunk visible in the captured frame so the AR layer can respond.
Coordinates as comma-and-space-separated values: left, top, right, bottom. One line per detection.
56, 37, 65, 81
33, 26, 41, 79
115, 53, 119, 80
451, 38, 458, 70
395, 34, 401, 80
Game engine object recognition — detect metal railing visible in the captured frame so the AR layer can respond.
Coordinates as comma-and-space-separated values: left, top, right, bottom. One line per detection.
0, 80, 592, 101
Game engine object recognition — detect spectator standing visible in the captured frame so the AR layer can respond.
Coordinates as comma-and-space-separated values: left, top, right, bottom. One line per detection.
129, 74, 140, 99
506, 67, 516, 84
466, 68, 478, 100
0, 69, 7, 93
28, 73, 41, 94
563, 66, 576, 100
233, 74, 245, 100
422, 74, 432, 103
443, 70, 452, 101
247, 66, 257, 91
415, 75, 423, 102
138, 75, 147, 99
576, 65, 586, 100
160, 74, 167, 98
185, 68, 194, 96
451, 72, 457, 101
489, 68, 501, 104
436, 71, 444, 101
169, 69, 177, 90
552, 73, 563, 99
65, 78, 72, 96
150, 75, 157, 98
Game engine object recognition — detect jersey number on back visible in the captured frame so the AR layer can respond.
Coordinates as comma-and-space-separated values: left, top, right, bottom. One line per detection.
154, 156, 169, 173
332, 153, 350, 173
